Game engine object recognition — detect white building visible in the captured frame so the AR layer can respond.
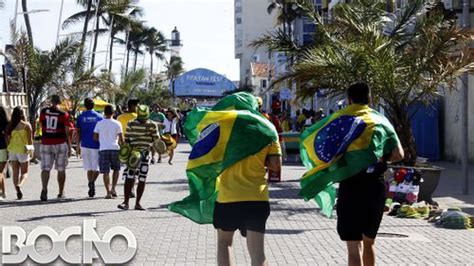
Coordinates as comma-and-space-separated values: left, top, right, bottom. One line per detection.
234, 0, 276, 86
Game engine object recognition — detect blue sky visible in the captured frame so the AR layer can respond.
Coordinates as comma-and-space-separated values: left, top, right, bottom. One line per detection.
0, 0, 240, 80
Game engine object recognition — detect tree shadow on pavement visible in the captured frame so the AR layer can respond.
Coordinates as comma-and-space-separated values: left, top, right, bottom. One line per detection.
17, 210, 121, 222
0, 197, 101, 209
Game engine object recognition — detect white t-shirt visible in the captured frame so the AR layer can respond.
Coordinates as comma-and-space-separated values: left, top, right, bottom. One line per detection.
163, 118, 178, 135
93, 118, 123, 151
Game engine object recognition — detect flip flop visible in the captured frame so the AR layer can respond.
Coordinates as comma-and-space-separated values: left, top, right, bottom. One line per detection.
118, 203, 129, 210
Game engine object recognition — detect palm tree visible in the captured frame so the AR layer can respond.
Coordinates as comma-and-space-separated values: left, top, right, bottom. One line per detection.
63, 0, 111, 68
116, 69, 146, 104
21, 0, 33, 46
104, 0, 143, 71
255, 0, 473, 165
267, 0, 301, 38
143, 27, 168, 79
1, 31, 81, 125
165, 56, 184, 97
115, 21, 147, 75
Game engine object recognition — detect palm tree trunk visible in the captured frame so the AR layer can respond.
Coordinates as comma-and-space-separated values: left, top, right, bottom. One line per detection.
90, 13, 101, 69
125, 48, 131, 76
80, 0, 93, 48
108, 32, 115, 72
133, 49, 138, 71
150, 52, 154, 77
21, 0, 33, 46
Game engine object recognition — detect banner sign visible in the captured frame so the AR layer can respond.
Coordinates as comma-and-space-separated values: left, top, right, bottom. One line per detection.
171, 68, 236, 97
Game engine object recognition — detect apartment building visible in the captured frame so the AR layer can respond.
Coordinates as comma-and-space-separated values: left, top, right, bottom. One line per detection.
234, 0, 276, 86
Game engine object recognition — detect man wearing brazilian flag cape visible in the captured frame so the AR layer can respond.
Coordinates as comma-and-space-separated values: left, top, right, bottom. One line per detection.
300, 83, 404, 266
169, 92, 282, 266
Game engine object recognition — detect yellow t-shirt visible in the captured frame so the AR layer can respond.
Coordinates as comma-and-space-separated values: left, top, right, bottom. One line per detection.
216, 141, 282, 203
117, 112, 137, 135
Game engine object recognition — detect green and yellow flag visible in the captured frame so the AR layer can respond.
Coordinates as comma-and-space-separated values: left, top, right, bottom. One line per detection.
169, 93, 278, 224
184, 92, 261, 145
300, 104, 400, 217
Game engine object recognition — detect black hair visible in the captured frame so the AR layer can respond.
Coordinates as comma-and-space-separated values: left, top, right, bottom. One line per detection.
6, 106, 25, 135
0, 106, 10, 129
104, 105, 114, 116
84, 98, 94, 110
347, 82, 370, 105
127, 99, 139, 109
51, 94, 61, 105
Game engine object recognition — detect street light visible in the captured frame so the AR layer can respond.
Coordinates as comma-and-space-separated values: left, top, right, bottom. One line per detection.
12, 0, 50, 33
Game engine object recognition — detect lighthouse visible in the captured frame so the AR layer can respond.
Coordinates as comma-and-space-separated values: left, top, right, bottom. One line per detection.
169, 26, 182, 57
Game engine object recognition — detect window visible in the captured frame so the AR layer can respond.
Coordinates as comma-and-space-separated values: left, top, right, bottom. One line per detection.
261, 80, 267, 88
303, 34, 314, 45
236, 17, 242, 24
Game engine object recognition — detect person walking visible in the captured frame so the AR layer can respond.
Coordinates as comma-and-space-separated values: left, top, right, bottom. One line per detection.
214, 130, 282, 266
118, 99, 139, 136
76, 98, 103, 198
94, 105, 123, 199
39, 95, 72, 201
117, 99, 139, 198
163, 109, 179, 165
0, 106, 9, 199
335, 83, 404, 266
149, 105, 166, 164
118, 105, 159, 211
6, 107, 33, 200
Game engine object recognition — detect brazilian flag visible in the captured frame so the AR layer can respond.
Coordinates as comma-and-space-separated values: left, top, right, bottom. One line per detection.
184, 92, 261, 145
169, 94, 278, 224
300, 104, 400, 217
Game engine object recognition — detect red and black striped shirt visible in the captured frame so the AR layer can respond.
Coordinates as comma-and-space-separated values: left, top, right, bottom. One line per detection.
40, 107, 70, 145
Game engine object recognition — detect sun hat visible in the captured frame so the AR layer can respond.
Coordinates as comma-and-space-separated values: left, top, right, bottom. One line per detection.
127, 150, 142, 170
137, 105, 150, 121
119, 143, 132, 163
153, 138, 167, 155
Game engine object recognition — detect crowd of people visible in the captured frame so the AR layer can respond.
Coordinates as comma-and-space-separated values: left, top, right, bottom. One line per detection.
0, 95, 182, 210
0, 84, 404, 266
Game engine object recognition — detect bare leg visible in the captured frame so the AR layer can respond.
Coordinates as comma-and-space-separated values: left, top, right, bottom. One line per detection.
217, 229, 235, 266
19, 161, 29, 186
103, 173, 111, 198
57, 170, 66, 196
41, 170, 50, 191
362, 235, 376, 266
246, 230, 267, 266
168, 149, 174, 165
0, 162, 6, 198
346, 241, 363, 266
87, 170, 99, 183
135, 181, 145, 209
11, 161, 20, 188
121, 178, 134, 207
111, 170, 119, 194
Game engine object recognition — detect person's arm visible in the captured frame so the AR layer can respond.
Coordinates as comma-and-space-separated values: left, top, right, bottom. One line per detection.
117, 123, 124, 145
265, 141, 282, 172
26, 123, 33, 145
387, 141, 404, 163
118, 133, 124, 146
266, 155, 282, 172
93, 122, 100, 142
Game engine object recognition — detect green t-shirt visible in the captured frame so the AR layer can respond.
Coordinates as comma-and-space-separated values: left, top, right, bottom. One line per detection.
150, 112, 166, 123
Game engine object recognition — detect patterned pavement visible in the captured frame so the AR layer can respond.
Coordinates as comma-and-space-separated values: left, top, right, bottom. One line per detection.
0, 144, 473, 265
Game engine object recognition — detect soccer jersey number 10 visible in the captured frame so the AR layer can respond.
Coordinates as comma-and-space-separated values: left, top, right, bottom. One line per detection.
46, 116, 58, 130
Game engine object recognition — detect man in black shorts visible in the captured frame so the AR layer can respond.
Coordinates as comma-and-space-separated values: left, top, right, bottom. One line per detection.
214, 140, 281, 266
337, 83, 404, 266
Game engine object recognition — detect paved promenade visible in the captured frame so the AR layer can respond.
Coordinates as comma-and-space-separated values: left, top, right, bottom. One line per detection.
1, 144, 473, 265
